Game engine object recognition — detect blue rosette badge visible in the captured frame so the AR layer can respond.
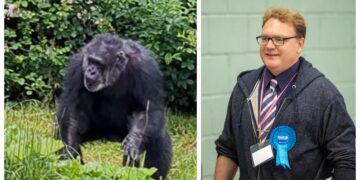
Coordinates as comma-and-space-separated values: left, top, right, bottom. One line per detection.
269, 126, 296, 169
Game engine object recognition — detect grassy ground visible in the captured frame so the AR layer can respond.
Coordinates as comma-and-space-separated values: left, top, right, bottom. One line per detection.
5, 100, 196, 179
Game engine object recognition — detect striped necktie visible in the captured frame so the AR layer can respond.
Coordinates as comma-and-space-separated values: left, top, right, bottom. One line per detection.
258, 79, 278, 143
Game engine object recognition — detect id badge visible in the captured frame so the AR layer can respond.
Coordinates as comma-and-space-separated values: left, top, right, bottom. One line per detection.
250, 140, 274, 167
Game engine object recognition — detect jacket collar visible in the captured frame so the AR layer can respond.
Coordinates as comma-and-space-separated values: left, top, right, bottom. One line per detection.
263, 60, 300, 92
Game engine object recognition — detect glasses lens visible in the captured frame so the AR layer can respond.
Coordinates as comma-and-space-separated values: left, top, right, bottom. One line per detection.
261, 37, 268, 44
273, 37, 284, 45
257, 36, 267, 45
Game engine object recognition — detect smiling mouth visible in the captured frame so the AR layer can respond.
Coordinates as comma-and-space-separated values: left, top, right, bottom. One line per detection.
265, 53, 279, 56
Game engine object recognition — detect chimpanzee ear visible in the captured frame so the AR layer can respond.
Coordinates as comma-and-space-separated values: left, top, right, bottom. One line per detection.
116, 50, 129, 65
116, 50, 126, 59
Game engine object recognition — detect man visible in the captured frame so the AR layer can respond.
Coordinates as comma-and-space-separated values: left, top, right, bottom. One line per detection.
214, 7, 355, 180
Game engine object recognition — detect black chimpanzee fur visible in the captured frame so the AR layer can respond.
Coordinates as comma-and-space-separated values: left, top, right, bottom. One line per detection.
55, 33, 172, 179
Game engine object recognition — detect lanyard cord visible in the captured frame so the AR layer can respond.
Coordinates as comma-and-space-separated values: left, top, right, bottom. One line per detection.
259, 72, 298, 119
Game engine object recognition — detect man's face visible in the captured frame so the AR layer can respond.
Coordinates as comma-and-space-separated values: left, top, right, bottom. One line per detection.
260, 18, 304, 75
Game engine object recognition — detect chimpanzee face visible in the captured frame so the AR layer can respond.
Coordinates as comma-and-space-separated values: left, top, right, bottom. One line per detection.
82, 41, 129, 92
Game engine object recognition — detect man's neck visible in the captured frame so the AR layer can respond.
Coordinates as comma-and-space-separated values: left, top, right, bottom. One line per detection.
268, 59, 300, 76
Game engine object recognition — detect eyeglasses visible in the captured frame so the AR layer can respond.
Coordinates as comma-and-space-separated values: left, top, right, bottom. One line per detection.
256, 35, 300, 46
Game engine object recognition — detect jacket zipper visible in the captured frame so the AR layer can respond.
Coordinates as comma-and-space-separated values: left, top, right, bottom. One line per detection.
276, 98, 287, 118
246, 100, 259, 143
246, 100, 261, 180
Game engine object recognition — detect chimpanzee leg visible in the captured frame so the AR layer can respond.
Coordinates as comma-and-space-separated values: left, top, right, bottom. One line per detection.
56, 110, 83, 162
144, 132, 172, 179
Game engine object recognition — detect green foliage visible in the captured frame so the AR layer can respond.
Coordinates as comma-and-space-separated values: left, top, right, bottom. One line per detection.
5, 101, 196, 179
5, 0, 196, 113
56, 161, 156, 179
5, 124, 62, 179
166, 112, 196, 179
5, 102, 157, 179
5, 125, 63, 160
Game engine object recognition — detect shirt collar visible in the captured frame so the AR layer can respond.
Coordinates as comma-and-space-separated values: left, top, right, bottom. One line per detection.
263, 60, 300, 91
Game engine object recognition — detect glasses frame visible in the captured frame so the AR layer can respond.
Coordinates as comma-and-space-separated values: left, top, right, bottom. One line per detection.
256, 35, 301, 46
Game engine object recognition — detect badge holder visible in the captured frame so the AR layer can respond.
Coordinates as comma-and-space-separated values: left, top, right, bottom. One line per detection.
250, 140, 274, 167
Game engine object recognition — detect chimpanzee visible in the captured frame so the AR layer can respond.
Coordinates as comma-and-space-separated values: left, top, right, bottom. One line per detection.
55, 33, 172, 179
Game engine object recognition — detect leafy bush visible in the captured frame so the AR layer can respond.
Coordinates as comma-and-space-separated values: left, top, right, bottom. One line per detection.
5, 0, 196, 113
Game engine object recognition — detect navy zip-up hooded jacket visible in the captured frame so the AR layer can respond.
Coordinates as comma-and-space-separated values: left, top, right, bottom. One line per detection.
215, 57, 355, 180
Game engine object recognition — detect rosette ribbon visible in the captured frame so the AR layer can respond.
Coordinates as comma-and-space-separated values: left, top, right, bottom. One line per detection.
269, 126, 296, 169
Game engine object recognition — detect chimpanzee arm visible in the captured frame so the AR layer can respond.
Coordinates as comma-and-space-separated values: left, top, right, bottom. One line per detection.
122, 99, 165, 165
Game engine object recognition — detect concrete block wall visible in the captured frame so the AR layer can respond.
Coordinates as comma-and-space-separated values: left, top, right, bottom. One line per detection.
201, 1, 355, 179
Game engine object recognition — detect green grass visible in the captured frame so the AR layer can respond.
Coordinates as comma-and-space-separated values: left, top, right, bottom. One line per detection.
5, 101, 196, 179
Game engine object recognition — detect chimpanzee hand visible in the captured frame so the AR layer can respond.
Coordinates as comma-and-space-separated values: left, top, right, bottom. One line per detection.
56, 145, 84, 164
122, 132, 145, 166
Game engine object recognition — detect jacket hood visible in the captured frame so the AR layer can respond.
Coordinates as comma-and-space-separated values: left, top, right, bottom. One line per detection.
236, 56, 324, 98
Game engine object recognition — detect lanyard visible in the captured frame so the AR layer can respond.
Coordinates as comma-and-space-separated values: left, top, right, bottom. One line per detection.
258, 72, 298, 127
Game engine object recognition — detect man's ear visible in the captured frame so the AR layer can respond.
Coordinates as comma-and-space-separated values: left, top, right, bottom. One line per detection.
297, 37, 305, 54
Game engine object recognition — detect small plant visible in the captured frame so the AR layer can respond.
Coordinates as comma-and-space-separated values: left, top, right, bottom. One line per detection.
56, 161, 157, 179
